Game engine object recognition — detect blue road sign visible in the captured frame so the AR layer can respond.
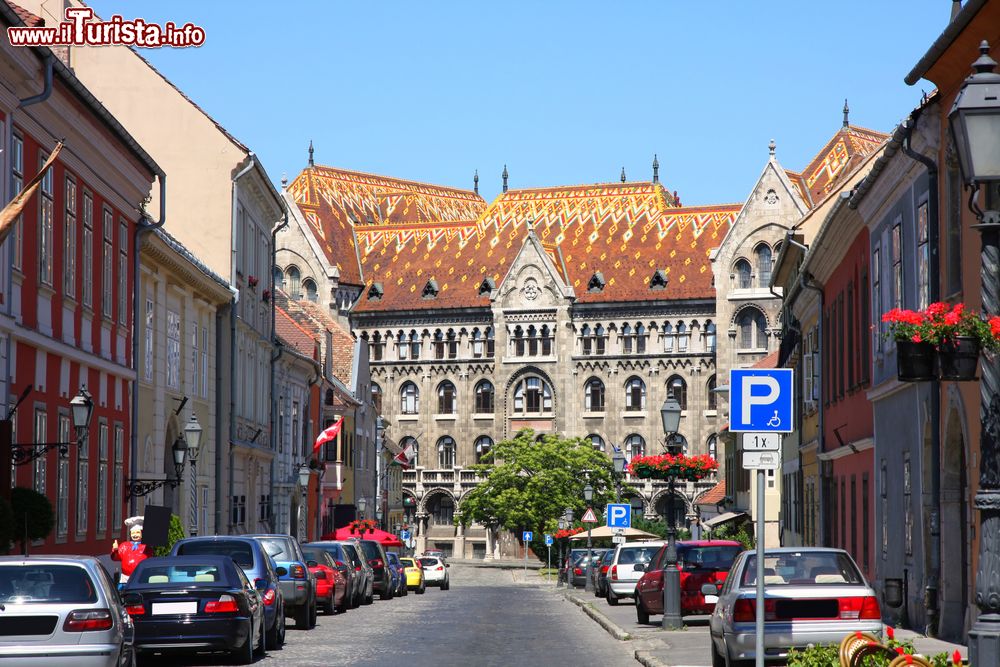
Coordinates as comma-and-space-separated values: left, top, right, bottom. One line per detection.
400, 529, 410, 541
523, 531, 533, 542
729, 368, 794, 433
606, 503, 631, 528
544, 534, 553, 546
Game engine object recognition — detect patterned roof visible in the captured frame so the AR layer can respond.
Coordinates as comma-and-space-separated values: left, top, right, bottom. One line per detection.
799, 125, 888, 203
353, 181, 740, 312
286, 166, 487, 285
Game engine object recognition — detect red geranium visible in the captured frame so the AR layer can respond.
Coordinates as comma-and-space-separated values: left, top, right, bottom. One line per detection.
628, 453, 718, 481
883, 302, 1000, 351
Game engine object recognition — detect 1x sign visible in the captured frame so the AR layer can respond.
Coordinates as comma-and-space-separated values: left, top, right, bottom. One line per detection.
742, 432, 781, 452
742, 450, 780, 470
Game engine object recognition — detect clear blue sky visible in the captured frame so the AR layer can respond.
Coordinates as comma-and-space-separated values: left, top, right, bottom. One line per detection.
92, 1, 950, 206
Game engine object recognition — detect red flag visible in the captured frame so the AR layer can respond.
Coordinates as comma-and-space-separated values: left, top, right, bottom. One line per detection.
392, 440, 416, 469
313, 417, 344, 456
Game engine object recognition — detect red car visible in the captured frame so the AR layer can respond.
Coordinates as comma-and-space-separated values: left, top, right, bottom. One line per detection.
634, 540, 743, 624
303, 546, 348, 614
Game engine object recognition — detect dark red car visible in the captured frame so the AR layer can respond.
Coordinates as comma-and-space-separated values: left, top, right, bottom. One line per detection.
302, 547, 348, 614
634, 540, 743, 624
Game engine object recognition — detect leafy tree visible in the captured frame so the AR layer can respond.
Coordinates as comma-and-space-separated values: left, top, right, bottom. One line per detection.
457, 429, 622, 554
11, 487, 55, 551
153, 514, 186, 557
710, 520, 755, 549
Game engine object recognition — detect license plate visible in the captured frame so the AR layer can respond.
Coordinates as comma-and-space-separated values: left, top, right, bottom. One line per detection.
704, 594, 719, 604
152, 602, 198, 615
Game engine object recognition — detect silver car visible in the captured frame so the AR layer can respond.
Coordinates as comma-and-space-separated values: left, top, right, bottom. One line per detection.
706, 547, 882, 665
0, 556, 134, 667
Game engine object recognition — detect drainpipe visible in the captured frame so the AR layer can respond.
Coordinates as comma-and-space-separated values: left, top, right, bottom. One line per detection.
18, 55, 53, 108
268, 207, 289, 531
214, 300, 229, 534
901, 108, 941, 637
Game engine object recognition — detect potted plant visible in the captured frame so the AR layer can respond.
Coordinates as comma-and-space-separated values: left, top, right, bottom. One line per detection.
881, 307, 936, 381
627, 453, 718, 482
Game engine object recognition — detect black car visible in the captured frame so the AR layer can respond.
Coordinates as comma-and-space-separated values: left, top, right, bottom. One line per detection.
355, 539, 393, 600
124, 555, 265, 664
593, 548, 615, 597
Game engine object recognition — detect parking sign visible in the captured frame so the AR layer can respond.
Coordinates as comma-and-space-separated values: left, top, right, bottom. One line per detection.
606, 503, 631, 529
544, 534, 553, 546
522, 531, 533, 542
729, 368, 794, 433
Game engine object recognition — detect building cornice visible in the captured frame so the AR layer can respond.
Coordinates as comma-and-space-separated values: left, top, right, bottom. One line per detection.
817, 437, 874, 461
11, 324, 135, 379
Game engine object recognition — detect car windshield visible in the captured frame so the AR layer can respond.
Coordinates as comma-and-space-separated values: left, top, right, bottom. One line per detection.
679, 545, 742, 570
176, 541, 255, 568
617, 546, 660, 565
418, 558, 438, 567
357, 541, 381, 560
0, 565, 97, 603
302, 549, 327, 565
740, 552, 865, 587
319, 544, 345, 561
258, 537, 294, 561
400, 558, 416, 567
339, 544, 362, 567
601, 551, 615, 564
132, 564, 224, 585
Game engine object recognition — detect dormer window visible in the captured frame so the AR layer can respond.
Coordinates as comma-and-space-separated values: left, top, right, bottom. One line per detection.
588, 271, 606, 293
650, 269, 668, 290
479, 277, 495, 296
367, 282, 384, 301
422, 279, 439, 299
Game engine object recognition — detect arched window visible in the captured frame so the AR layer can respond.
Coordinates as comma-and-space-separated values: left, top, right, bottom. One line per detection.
475, 380, 495, 414
400, 382, 419, 415
624, 377, 646, 412
677, 322, 689, 352
287, 266, 301, 298
437, 381, 457, 414
756, 244, 772, 287
433, 330, 445, 359
370, 332, 383, 361
707, 435, 718, 462
400, 436, 419, 467
273, 266, 285, 289
485, 327, 495, 358
584, 378, 605, 412
475, 436, 494, 464
409, 331, 421, 359
429, 494, 454, 525
303, 279, 318, 302
581, 324, 592, 355
595, 325, 607, 355
636, 324, 646, 354
737, 307, 768, 350
707, 375, 717, 411
513, 326, 525, 357
667, 375, 687, 411
446, 329, 458, 359
513, 377, 553, 414
624, 434, 645, 461
663, 322, 674, 352
397, 331, 408, 360
622, 323, 633, 354
527, 325, 538, 356
734, 258, 752, 289
371, 382, 382, 414
472, 328, 483, 357
588, 434, 606, 452
437, 436, 456, 468
541, 325, 553, 356
705, 321, 717, 353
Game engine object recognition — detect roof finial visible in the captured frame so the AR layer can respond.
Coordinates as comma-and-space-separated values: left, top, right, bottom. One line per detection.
951, 0, 961, 22
769, 139, 776, 157
620, 166, 626, 183
474, 169, 479, 195
652, 154, 659, 184
526, 216, 534, 232
843, 99, 850, 128
281, 173, 288, 191
308, 140, 314, 167
502, 164, 509, 193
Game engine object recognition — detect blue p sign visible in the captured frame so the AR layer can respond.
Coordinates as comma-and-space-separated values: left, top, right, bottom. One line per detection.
544, 534, 553, 546
729, 369, 794, 433
522, 531, 533, 542
607, 503, 631, 528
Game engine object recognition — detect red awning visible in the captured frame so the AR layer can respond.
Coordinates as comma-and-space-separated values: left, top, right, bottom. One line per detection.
323, 526, 403, 547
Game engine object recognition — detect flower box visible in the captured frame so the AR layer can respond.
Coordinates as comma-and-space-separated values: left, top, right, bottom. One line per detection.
628, 453, 718, 482
896, 340, 936, 382
937, 336, 979, 381
883, 303, 996, 382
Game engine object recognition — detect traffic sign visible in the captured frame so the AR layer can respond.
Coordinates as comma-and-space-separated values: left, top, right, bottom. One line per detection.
581, 507, 598, 523
612, 534, 626, 544
742, 432, 781, 452
742, 450, 780, 470
729, 369, 794, 433
606, 503, 631, 528
523, 531, 533, 542
544, 534, 553, 546
400, 529, 411, 541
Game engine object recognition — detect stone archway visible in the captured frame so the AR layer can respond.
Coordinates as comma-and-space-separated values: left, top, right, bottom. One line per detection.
651, 488, 691, 530
939, 401, 970, 642
161, 413, 180, 513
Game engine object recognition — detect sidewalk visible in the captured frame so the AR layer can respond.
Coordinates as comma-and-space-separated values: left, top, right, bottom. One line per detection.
511, 568, 969, 666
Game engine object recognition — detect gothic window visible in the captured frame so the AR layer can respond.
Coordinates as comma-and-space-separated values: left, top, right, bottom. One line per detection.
447, 329, 458, 359
584, 378, 605, 412
397, 331, 408, 360
595, 325, 606, 355
622, 323, 633, 353
437, 436, 456, 468
705, 321, 717, 352
677, 322, 688, 352
430, 495, 454, 525
475, 380, 495, 413
409, 331, 421, 359
370, 332, 384, 361
589, 434, 606, 452
513, 377, 553, 414
527, 325, 538, 356
434, 330, 445, 359
371, 382, 382, 414
624, 377, 646, 412
707, 375, 717, 411
401, 436, 419, 467
541, 325, 553, 355
303, 278, 318, 302
485, 327, 495, 358
663, 322, 674, 352
581, 324, 592, 355
667, 375, 687, 410
636, 324, 646, 354
475, 436, 494, 463
737, 307, 768, 350
287, 266, 301, 298
513, 326, 525, 357
707, 435, 717, 461
734, 258, 752, 289
437, 381, 457, 414
273, 266, 285, 289
624, 434, 645, 461
756, 244, 772, 288
400, 382, 419, 415
472, 328, 484, 357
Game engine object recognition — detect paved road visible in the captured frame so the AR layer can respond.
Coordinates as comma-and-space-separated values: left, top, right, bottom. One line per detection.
141, 564, 638, 667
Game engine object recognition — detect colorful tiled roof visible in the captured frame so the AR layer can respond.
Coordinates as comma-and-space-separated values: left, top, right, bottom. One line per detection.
752, 351, 781, 369
799, 125, 888, 203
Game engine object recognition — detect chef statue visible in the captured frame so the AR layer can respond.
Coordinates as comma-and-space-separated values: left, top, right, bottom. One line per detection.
111, 515, 149, 585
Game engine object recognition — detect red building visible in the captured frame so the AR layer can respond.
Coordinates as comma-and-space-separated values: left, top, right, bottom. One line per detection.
0, 2, 160, 555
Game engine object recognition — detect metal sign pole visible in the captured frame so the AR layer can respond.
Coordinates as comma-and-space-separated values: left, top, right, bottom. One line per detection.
756, 468, 765, 667
547, 544, 551, 585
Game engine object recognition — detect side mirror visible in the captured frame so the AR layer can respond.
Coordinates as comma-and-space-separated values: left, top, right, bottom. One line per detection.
276, 567, 288, 577
633, 563, 646, 572
701, 583, 720, 596
306, 560, 318, 568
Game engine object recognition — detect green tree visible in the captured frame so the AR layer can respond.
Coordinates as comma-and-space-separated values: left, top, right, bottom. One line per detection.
457, 429, 621, 555
710, 520, 755, 549
153, 514, 186, 557
11, 487, 55, 551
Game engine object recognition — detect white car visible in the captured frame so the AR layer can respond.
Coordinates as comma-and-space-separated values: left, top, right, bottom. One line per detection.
605, 541, 665, 605
417, 557, 450, 590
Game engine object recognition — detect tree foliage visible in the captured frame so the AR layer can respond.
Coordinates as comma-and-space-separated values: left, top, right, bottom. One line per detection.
11, 486, 54, 547
153, 514, 186, 557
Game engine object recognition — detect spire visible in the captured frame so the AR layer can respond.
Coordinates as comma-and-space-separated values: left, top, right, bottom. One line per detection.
620, 166, 626, 183
502, 164, 509, 193
769, 139, 776, 157
281, 173, 288, 191
842, 99, 850, 128
951, 0, 961, 22
474, 169, 479, 195
652, 154, 659, 183
308, 140, 314, 167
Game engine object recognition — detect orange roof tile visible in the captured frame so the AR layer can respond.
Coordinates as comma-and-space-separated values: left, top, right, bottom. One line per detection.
8, 2, 43, 26
274, 290, 356, 386
275, 306, 318, 359
752, 351, 781, 369
800, 126, 888, 203
696, 480, 726, 506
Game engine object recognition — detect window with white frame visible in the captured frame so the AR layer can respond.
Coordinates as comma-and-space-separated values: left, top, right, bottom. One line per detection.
621, 323, 633, 353
166, 309, 180, 389
409, 331, 420, 359
475, 436, 493, 463
33, 409, 46, 494
39, 153, 54, 286
892, 221, 903, 309
756, 244, 772, 287
585, 377, 605, 412
663, 322, 674, 352
82, 192, 93, 307
97, 422, 108, 533
624, 377, 645, 412
474, 380, 494, 413
707, 435, 717, 461
917, 201, 929, 311
400, 382, 419, 415
735, 258, 752, 289
737, 307, 768, 350
102, 208, 113, 318
57, 414, 70, 537
513, 377, 553, 414
588, 434, 606, 452
113, 425, 124, 529
191, 321, 199, 397
624, 434, 645, 460
118, 221, 128, 324
77, 422, 89, 534
707, 375, 717, 411
11, 134, 23, 269
437, 436, 456, 468
667, 375, 688, 410
677, 322, 689, 352
201, 327, 209, 398
872, 247, 882, 352
64, 176, 77, 298
705, 321, 717, 352
636, 324, 647, 353
437, 381, 457, 414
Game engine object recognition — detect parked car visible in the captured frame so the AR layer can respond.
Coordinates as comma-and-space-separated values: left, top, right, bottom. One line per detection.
355, 539, 393, 600
422, 548, 447, 562
706, 548, 882, 665
418, 556, 450, 590
385, 552, 408, 597
570, 549, 607, 588
337, 541, 374, 606
0, 555, 135, 667
304, 541, 362, 608
561, 548, 590, 585
301, 546, 348, 614
634, 540, 744, 624
592, 549, 615, 598
247, 534, 317, 629
605, 541, 666, 605
123, 555, 265, 664
399, 557, 426, 594
170, 535, 286, 650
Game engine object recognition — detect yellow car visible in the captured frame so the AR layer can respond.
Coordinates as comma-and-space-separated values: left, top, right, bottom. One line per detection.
399, 557, 426, 594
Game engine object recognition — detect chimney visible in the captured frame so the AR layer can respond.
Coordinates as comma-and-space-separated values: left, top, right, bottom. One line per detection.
951, 0, 961, 22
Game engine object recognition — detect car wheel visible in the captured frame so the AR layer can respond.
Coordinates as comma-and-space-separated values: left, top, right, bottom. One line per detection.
711, 640, 725, 667
309, 601, 318, 629
230, 622, 254, 664
336, 594, 349, 613
295, 603, 310, 629
417, 582, 426, 594
266, 611, 283, 650
253, 618, 265, 659
441, 578, 450, 591
118, 646, 136, 667
606, 590, 619, 606
323, 597, 335, 614
636, 598, 650, 625
364, 586, 374, 605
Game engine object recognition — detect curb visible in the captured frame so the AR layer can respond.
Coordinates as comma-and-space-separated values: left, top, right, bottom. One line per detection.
633, 650, 670, 667
563, 591, 632, 641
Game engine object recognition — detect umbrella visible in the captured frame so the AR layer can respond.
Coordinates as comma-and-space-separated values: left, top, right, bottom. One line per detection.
568, 525, 660, 540
322, 526, 404, 547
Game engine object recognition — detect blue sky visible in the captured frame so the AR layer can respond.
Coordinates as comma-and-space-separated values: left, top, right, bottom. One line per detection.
91, 1, 949, 206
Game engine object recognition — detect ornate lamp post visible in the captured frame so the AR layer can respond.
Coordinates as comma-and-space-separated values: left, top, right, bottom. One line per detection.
6, 386, 93, 466
949, 41, 1000, 666
660, 394, 683, 630
557, 514, 569, 587
126, 434, 190, 499
297, 463, 311, 539
612, 448, 627, 500
183, 413, 202, 534
583, 483, 595, 593
356, 496, 367, 520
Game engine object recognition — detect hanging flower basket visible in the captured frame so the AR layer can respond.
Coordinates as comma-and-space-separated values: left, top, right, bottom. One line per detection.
883, 303, 998, 382
628, 454, 718, 482
937, 336, 980, 381
896, 340, 936, 382
348, 518, 378, 534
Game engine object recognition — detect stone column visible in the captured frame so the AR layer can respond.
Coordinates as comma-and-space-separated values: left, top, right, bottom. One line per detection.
485, 526, 495, 560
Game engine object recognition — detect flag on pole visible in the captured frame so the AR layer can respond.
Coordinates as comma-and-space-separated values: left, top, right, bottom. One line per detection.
0, 141, 63, 246
392, 440, 416, 469
313, 417, 344, 457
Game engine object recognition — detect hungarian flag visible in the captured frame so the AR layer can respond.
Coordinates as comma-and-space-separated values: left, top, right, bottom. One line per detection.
0, 141, 63, 246
392, 440, 416, 469
312, 417, 344, 457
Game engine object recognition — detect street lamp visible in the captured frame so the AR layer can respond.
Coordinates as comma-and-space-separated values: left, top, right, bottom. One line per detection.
356, 496, 367, 519
583, 482, 595, 593
6, 386, 93, 466
183, 412, 202, 535
612, 448, 627, 500
557, 515, 569, 587
949, 40, 1000, 667
126, 424, 196, 499
660, 393, 684, 630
